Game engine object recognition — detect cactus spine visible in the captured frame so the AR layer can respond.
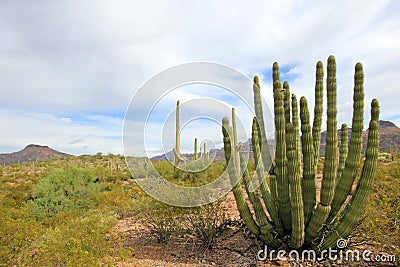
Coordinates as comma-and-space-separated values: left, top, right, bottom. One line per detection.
222, 56, 379, 249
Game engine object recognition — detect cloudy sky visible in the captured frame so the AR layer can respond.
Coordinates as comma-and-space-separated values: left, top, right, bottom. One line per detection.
0, 0, 399, 156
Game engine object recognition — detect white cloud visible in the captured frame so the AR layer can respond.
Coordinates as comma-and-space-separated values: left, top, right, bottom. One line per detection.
0, 109, 123, 155
0, 0, 398, 155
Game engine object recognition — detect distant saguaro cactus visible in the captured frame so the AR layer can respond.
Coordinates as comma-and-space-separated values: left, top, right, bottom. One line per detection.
221, 56, 379, 249
194, 138, 198, 160
173, 100, 185, 167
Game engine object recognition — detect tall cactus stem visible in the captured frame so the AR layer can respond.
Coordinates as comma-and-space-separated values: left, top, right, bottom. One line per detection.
336, 124, 349, 186
329, 62, 365, 221
291, 94, 302, 164
320, 100, 379, 250
273, 62, 292, 233
283, 81, 291, 125
203, 142, 207, 162
312, 61, 324, 167
306, 55, 338, 243
286, 122, 305, 248
222, 117, 280, 248
194, 138, 198, 160
300, 96, 316, 226
253, 76, 273, 173
253, 118, 284, 235
174, 100, 183, 167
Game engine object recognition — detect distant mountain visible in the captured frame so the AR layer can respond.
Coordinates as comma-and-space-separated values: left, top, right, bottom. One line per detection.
0, 144, 72, 165
319, 120, 400, 155
373, 120, 400, 153
152, 120, 400, 161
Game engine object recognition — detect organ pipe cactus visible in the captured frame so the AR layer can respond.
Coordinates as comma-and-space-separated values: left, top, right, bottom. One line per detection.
221, 55, 379, 249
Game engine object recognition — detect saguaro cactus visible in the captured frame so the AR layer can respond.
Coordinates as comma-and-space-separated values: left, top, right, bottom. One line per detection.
194, 138, 198, 160
173, 100, 185, 166
221, 56, 379, 249
203, 142, 208, 162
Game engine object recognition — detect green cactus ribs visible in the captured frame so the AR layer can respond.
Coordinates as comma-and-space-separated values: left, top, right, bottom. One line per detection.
221, 55, 379, 249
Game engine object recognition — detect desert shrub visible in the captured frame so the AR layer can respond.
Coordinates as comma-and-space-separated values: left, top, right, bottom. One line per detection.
0, 206, 44, 266
185, 200, 227, 249
94, 181, 142, 219
135, 196, 187, 243
1, 183, 34, 208
15, 210, 128, 266
93, 166, 112, 183
135, 192, 228, 248
27, 167, 100, 219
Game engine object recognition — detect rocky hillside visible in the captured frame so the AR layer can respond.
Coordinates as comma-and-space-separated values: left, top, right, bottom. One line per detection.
0, 144, 72, 165
372, 120, 400, 153
320, 120, 400, 155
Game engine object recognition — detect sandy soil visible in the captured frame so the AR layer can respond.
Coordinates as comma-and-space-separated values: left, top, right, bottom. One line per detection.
114, 186, 397, 267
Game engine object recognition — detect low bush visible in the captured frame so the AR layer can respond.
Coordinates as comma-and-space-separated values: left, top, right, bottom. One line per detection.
15, 210, 128, 266
136, 197, 186, 243
27, 167, 100, 219
185, 199, 227, 249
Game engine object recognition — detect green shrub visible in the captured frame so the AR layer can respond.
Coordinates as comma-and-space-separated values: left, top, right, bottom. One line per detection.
27, 167, 100, 219
0, 206, 44, 266
185, 200, 227, 249
94, 181, 141, 219
135, 196, 187, 243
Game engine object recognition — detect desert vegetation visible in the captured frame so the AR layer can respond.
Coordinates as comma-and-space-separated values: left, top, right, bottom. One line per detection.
0, 152, 399, 266
1, 56, 399, 266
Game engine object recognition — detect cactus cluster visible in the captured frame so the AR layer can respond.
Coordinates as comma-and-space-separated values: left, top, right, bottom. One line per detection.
222, 56, 380, 249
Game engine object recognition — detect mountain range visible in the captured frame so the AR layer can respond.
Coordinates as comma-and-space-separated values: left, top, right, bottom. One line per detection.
1, 120, 399, 165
